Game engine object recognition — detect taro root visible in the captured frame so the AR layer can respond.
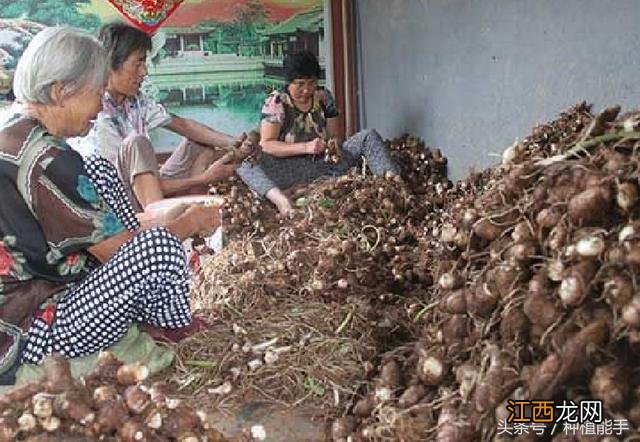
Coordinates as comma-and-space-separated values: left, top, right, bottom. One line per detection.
143, 406, 163, 430
618, 222, 640, 243
439, 289, 467, 315
547, 258, 565, 282
602, 150, 629, 173
0, 382, 43, 411
502, 163, 537, 194
606, 244, 626, 264
42, 353, 75, 393
352, 394, 376, 417
616, 181, 638, 212
438, 270, 463, 291
624, 241, 640, 269
502, 140, 524, 165
160, 405, 204, 439
378, 359, 401, 390
527, 269, 552, 297
0, 416, 18, 442
119, 419, 149, 442
473, 218, 505, 241
583, 105, 620, 138
440, 315, 469, 346
93, 385, 119, 405
487, 262, 527, 297
436, 401, 475, 442
526, 353, 561, 399
536, 206, 563, 232
397, 384, 426, 408
455, 364, 477, 400
602, 274, 633, 311
511, 220, 534, 243
40, 415, 61, 432
95, 398, 129, 434
53, 389, 95, 426
504, 241, 537, 264
331, 416, 356, 441
461, 208, 479, 228
84, 351, 123, 389
546, 221, 569, 252
32, 393, 54, 418
473, 346, 518, 413
416, 349, 448, 386
465, 283, 498, 317
17, 411, 37, 433
622, 296, 640, 328
528, 320, 608, 399
567, 185, 612, 226
124, 385, 151, 415
558, 260, 597, 307
500, 307, 529, 342
117, 362, 149, 386
574, 235, 605, 258
589, 363, 627, 410
148, 382, 170, 408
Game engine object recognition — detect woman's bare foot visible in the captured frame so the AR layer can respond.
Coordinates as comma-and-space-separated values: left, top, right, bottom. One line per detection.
137, 199, 192, 228
276, 200, 293, 216
266, 187, 293, 216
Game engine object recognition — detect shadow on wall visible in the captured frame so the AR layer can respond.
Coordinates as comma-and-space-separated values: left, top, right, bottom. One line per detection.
399, 104, 424, 138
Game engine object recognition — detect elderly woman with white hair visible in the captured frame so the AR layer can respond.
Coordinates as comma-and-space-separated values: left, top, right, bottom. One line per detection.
0, 27, 220, 384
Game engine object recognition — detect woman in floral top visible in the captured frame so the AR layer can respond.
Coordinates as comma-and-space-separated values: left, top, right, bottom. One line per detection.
0, 27, 221, 384
237, 50, 400, 214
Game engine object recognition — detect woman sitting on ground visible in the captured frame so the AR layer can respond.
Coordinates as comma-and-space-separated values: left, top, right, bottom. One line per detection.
237, 50, 400, 215
0, 27, 219, 384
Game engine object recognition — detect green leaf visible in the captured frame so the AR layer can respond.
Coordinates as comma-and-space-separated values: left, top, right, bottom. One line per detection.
338, 343, 352, 355
185, 360, 217, 368
319, 198, 335, 209
295, 197, 308, 207
337, 223, 350, 236
303, 376, 326, 397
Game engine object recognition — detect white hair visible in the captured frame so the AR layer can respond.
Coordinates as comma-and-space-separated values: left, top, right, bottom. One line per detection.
13, 27, 107, 105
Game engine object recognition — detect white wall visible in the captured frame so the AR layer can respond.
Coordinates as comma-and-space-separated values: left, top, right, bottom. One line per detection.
356, 0, 640, 179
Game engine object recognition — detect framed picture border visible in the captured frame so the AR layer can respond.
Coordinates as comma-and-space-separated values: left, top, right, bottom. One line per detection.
329, 0, 358, 138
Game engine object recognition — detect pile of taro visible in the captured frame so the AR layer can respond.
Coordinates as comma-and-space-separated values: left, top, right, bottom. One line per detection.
330, 103, 640, 441
205, 103, 640, 441
5, 102, 640, 441
0, 353, 225, 441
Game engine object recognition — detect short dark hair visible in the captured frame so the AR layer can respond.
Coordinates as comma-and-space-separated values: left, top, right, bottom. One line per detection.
283, 50, 321, 82
97, 23, 152, 71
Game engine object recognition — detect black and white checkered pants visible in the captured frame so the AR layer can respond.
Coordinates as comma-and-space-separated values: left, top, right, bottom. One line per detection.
237, 129, 400, 196
21, 157, 192, 364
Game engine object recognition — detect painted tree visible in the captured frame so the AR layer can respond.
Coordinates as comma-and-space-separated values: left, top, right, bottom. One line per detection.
233, 0, 270, 26
231, 0, 269, 55
0, 0, 100, 30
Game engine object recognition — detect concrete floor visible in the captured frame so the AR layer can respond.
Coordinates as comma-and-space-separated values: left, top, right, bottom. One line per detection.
208, 401, 329, 441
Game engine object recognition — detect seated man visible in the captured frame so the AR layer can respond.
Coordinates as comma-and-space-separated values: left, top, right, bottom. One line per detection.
72, 23, 253, 212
